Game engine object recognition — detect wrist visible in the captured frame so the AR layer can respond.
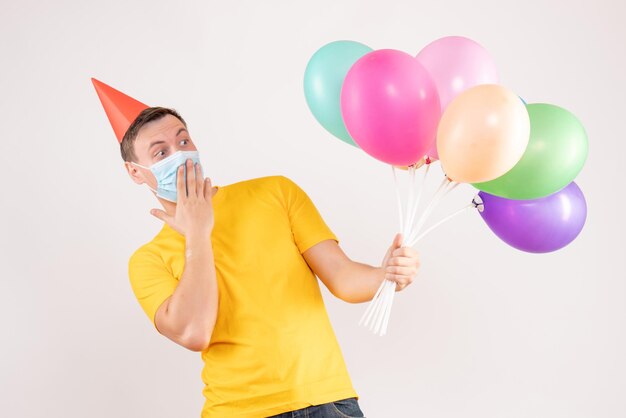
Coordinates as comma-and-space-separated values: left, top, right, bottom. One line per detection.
185, 231, 213, 248
377, 265, 386, 281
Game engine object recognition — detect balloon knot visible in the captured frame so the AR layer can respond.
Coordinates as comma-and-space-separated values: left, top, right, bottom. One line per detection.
472, 197, 484, 212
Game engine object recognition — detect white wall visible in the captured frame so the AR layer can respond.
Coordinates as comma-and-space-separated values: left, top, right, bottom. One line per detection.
1, 0, 623, 417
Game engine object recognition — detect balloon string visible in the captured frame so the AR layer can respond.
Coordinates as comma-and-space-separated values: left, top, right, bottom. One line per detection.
374, 280, 395, 335
374, 280, 393, 334
405, 163, 430, 241
363, 162, 444, 336
402, 165, 416, 239
376, 163, 420, 335
379, 280, 396, 336
363, 165, 411, 333
368, 278, 395, 330
408, 180, 459, 244
417, 180, 457, 235
366, 163, 430, 336
358, 276, 387, 327
400, 166, 412, 239
391, 165, 404, 234
407, 202, 476, 247
405, 176, 452, 244
377, 163, 427, 335
372, 281, 389, 333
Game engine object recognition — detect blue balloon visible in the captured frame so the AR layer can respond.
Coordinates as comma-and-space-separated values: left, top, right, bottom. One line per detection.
304, 40, 373, 147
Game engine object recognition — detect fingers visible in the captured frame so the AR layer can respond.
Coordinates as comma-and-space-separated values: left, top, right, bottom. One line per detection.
386, 256, 417, 268
150, 208, 172, 224
387, 258, 421, 281
394, 281, 408, 292
392, 246, 419, 258
204, 177, 213, 200
185, 159, 194, 198
392, 233, 403, 248
385, 246, 420, 292
195, 162, 204, 197
381, 233, 404, 267
385, 273, 414, 291
385, 265, 417, 277
177, 164, 186, 201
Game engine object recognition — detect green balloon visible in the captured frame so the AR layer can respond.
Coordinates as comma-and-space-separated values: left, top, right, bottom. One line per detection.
304, 40, 373, 147
472, 103, 588, 199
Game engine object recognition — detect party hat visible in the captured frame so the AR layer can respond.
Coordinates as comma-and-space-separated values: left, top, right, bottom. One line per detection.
91, 78, 149, 143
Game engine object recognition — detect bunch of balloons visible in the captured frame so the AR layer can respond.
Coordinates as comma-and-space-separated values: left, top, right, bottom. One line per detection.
304, 36, 588, 336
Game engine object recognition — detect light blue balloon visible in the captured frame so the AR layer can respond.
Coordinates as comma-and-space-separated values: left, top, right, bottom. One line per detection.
304, 40, 373, 147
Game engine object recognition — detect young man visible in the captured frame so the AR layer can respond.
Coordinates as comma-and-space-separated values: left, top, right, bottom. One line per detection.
92, 78, 421, 418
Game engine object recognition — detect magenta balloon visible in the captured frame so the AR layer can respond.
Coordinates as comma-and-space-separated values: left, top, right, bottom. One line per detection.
340, 49, 441, 166
416, 36, 498, 160
478, 182, 587, 253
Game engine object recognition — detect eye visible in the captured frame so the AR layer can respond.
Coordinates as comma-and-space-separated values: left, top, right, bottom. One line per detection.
180, 139, 189, 145
154, 150, 166, 158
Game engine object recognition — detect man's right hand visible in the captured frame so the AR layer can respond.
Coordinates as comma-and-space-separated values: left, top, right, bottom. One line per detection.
150, 158, 216, 238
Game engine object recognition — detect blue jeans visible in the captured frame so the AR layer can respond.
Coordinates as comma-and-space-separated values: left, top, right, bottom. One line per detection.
266, 397, 365, 417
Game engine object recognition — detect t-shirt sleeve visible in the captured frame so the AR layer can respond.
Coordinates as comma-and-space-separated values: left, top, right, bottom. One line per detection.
128, 247, 179, 330
277, 175, 339, 254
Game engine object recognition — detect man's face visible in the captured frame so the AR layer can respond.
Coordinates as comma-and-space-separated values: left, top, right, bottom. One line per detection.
125, 114, 198, 191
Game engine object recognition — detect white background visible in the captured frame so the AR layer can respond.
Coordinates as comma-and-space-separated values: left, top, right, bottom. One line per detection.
1, 0, 624, 417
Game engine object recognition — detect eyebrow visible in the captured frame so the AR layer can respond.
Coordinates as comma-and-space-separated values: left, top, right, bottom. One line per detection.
147, 128, 189, 151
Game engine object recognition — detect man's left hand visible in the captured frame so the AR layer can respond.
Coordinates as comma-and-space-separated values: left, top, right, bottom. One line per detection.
381, 233, 421, 292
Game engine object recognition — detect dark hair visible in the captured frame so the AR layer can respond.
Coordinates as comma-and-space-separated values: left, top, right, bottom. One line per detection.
120, 107, 187, 162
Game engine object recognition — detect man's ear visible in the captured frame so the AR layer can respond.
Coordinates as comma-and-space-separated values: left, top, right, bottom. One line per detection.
125, 161, 146, 185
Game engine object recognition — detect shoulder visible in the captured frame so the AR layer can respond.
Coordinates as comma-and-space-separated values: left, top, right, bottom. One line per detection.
225, 175, 300, 195
262, 176, 305, 201
129, 242, 153, 262
233, 175, 294, 187
128, 243, 161, 271
128, 229, 171, 272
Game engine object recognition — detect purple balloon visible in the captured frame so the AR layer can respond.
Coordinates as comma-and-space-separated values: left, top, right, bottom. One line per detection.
477, 182, 587, 253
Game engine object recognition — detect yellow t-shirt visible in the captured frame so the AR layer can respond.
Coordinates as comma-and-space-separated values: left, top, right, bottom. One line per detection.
128, 175, 358, 417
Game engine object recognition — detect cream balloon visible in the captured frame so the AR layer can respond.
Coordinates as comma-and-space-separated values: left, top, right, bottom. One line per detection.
436, 84, 530, 183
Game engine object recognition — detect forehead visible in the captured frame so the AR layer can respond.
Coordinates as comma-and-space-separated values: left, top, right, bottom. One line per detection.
135, 114, 186, 149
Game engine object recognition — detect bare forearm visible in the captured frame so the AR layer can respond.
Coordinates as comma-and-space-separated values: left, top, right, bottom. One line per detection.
165, 233, 218, 347
334, 261, 385, 304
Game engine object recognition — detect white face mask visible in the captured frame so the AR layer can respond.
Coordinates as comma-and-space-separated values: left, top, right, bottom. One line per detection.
131, 150, 203, 202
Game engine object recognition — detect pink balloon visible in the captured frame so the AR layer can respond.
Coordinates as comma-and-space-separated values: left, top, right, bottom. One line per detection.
416, 36, 498, 160
340, 49, 440, 166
